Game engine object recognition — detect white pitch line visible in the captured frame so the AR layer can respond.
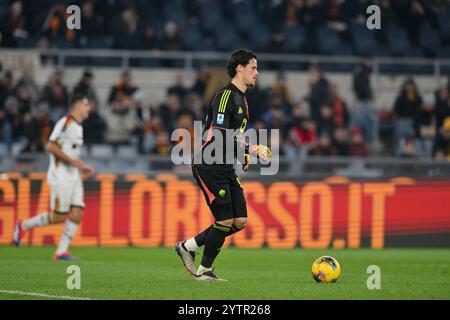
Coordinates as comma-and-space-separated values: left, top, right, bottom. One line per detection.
0, 289, 92, 300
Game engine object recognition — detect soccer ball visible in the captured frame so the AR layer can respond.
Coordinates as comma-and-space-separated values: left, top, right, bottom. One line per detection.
311, 256, 341, 283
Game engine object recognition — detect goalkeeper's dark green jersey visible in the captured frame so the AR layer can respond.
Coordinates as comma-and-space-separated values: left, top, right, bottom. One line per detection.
194, 83, 250, 171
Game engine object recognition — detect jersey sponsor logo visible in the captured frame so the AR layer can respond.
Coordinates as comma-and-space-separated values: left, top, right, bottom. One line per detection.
217, 113, 225, 125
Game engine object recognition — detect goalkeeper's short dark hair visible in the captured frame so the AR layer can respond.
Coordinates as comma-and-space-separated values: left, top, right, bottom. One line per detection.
227, 49, 257, 78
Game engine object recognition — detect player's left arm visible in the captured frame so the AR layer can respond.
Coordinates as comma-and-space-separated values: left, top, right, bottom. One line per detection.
236, 127, 271, 172
239, 139, 272, 172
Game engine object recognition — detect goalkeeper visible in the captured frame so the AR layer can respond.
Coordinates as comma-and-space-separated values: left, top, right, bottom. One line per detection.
175, 49, 272, 281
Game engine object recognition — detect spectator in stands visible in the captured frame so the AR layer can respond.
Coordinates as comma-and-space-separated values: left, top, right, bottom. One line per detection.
433, 116, 450, 160
175, 112, 195, 152
393, 78, 423, 145
7, 1, 28, 43
2, 96, 25, 147
15, 70, 39, 105
191, 68, 210, 98
108, 71, 138, 103
138, 23, 160, 50
40, 70, 69, 123
83, 101, 106, 147
323, 0, 345, 26
341, 0, 369, 26
434, 85, 450, 132
393, 0, 426, 47
77, 0, 105, 40
168, 74, 189, 102
269, 31, 287, 54
185, 92, 204, 121
306, 63, 331, 124
0, 71, 14, 111
308, 133, 333, 156
296, 0, 323, 31
142, 115, 169, 155
316, 104, 336, 137
415, 94, 436, 157
400, 137, 419, 158
263, 97, 288, 134
330, 83, 349, 128
270, 72, 293, 113
349, 126, 369, 157
331, 126, 350, 156
111, 1, 139, 39
0, 71, 11, 142
73, 70, 98, 107
287, 103, 317, 155
245, 82, 267, 125
43, 3, 73, 43
351, 55, 376, 142
159, 94, 195, 133
105, 96, 138, 147
162, 21, 184, 51
22, 103, 51, 152
15, 83, 34, 116
264, 0, 287, 33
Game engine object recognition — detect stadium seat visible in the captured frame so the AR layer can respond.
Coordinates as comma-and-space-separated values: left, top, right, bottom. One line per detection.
436, 48, 450, 58
317, 27, 343, 55
11, 142, 25, 156
117, 145, 138, 158
419, 27, 442, 55
350, 26, 378, 56
199, 2, 224, 35
283, 26, 306, 53
183, 23, 205, 51
15, 37, 40, 48
329, 44, 354, 56
64, 56, 89, 66
0, 143, 8, 156
131, 58, 161, 68
51, 38, 74, 49
437, 11, 450, 42
234, 10, 259, 38
214, 25, 243, 52
370, 45, 391, 57
87, 37, 114, 49
386, 27, 412, 56
91, 144, 114, 157
249, 24, 271, 51
163, 1, 187, 25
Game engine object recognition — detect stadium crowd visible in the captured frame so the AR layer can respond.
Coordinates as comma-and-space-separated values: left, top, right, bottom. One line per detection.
1, 63, 450, 160
1, 0, 450, 57
1, 0, 450, 160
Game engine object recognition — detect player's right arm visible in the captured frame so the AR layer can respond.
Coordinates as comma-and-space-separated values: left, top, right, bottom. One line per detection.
46, 119, 94, 176
46, 142, 94, 176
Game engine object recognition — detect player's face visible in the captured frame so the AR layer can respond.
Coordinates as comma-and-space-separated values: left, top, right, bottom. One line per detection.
76, 98, 92, 121
243, 59, 258, 87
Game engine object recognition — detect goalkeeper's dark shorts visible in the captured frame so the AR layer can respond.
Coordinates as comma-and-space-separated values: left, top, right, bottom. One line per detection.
192, 165, 247, 221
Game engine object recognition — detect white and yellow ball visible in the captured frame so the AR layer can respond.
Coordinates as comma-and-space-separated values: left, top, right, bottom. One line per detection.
311, 256, 341, 283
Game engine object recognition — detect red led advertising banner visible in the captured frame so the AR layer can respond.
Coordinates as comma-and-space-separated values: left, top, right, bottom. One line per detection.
1, 173, 449, 248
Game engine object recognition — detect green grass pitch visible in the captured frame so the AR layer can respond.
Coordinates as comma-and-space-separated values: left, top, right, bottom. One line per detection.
0, 247, 449, 300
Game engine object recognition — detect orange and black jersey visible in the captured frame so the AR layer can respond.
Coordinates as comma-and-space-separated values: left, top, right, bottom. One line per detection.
194, 83, 250, 171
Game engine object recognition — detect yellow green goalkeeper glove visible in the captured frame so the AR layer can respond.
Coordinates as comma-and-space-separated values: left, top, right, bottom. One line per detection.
249, 144, 272, 163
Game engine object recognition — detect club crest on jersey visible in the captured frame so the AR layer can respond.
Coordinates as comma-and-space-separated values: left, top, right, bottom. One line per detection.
217, 113, 225, 125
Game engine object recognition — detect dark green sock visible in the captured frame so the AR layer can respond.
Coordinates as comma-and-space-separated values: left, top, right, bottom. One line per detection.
201, 223, 230, 268
195, 224, 243, 247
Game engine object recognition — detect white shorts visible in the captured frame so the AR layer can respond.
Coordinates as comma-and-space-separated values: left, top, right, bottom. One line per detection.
50, 178, 85, 214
